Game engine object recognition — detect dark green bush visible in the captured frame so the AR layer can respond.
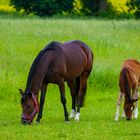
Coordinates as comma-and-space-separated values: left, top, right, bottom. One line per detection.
10, 0, 140, 18
127, 0, 140, 18
10, 0, 74, 16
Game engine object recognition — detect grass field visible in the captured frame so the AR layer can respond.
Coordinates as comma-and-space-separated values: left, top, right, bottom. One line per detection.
0, 15, 140, 139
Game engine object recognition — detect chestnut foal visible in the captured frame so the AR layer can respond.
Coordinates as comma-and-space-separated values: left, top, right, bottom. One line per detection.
115, 59, 140, 121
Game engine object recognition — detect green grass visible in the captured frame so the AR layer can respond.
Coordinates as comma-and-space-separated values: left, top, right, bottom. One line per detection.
0, 16, 140, 139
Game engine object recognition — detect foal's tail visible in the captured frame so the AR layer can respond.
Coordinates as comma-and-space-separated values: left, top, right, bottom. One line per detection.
120, 68, 131, 102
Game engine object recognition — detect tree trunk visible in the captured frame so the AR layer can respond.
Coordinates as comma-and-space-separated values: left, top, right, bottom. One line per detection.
99, 0, 107, 12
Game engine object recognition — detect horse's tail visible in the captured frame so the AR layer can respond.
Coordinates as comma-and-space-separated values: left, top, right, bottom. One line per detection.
120, 68, 131, 102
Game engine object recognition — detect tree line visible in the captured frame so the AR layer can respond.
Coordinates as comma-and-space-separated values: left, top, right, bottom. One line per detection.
10, 0, 140, 18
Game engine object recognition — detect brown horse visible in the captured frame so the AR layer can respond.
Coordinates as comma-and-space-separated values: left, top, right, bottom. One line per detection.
114, 59, 140, 121
19, 40, 93, 124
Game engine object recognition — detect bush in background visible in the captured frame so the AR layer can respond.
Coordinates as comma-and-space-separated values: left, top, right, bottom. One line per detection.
72, 0, 101, 16
9, 0, 140, 18
10, 0, 73, 16
127, 0, 140, 18
0, 0, 10, 5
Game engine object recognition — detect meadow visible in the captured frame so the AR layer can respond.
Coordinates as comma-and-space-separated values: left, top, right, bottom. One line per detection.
0, 14, 140, 139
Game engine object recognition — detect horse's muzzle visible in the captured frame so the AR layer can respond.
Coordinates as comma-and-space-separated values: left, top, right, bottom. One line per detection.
21, 113, 34, 125
126, 117, 131, 121
22, 118, 32, 125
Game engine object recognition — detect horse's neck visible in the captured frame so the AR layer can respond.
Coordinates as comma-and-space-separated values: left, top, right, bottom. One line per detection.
125, 95, 131, 103
29, 55, 52, 95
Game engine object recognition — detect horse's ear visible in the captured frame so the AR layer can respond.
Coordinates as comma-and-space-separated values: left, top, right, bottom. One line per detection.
19, 89, 24, 96
132, 98, 139, 103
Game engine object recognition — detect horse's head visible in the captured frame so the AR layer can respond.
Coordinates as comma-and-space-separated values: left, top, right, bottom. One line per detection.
19, 89, 39, 124
124, 98, 139, 120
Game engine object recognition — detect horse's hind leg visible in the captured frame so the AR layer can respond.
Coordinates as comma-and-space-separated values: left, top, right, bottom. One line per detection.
58, 79, 69, 121
75, 71, 89, 121
67, 80, 76, 119
36, 83, 47, 122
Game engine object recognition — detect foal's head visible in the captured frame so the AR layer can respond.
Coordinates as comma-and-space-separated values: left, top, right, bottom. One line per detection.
19, 89, 39, 124
124, 98, 138, 120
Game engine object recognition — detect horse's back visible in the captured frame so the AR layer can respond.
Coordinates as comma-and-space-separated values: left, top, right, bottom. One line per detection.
45, 40, 93, 80
122, 59, 140, 74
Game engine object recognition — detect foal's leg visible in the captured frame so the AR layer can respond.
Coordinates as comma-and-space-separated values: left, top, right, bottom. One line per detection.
132, 88, 139, 119
36, 83, 47, 122
75, 72, 88, 121
114, 92, 124, 121
67, 80, 76, 119
58, 80, 69, 121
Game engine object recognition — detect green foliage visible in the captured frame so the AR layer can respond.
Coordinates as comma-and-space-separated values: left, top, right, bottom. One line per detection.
72, 0, 86, 15
107, 0, 129, 14
106, 0, 140, 18
72, 0, 100, 16
0, 0, 10, 5
10, 0, 74, 16
9, 0, 140, 18
127, 0, 140, 18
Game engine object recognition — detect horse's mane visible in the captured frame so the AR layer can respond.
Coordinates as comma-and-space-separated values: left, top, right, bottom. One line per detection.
25, 41, 59, 92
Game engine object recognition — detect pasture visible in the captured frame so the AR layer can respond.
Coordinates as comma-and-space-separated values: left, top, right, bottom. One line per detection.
0, 16, 140, 139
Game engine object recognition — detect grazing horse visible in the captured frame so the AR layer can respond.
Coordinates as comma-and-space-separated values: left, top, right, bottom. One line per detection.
19, 40, 93, 124
114, 59, 140, 121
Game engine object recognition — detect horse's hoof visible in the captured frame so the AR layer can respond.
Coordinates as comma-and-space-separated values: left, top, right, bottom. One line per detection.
36, 120, 40, 123
70, 109, 76, 119
114, 118, 119, 122
36, 121, 40, 124
134, 116, 138, 119
121, 116, 125, 119
65, 118, 69, 122
74, 112, 80, 122
75, 119, 79, 122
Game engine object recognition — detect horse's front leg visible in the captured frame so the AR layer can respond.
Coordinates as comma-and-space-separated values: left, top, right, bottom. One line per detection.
114, 92, 124, 121
36, 83, 47, 122
58, 80, 69, 121
132, 88, 139, 119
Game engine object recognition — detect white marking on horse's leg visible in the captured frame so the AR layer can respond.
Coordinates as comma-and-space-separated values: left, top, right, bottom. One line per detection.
121, 110, 125, 118
134, 96, 138, 119
114, 92, 123, 121
75, 112, 80, 121
70, 109, 76, 119
133, 90, 139, 119
115, 105, 120, 121
134, 108, 138, 119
